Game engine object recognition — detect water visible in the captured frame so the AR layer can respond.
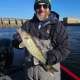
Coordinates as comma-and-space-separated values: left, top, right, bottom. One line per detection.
0, 28, 16, 39
67, 26, 80, 53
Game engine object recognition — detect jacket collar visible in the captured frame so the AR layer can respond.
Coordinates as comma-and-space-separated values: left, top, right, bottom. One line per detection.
31, 11, 59, 24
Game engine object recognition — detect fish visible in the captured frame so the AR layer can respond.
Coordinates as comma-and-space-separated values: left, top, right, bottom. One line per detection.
17, 28, 58, 74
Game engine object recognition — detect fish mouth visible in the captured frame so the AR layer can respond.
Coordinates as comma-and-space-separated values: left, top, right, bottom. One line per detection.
19, 42, 25, 48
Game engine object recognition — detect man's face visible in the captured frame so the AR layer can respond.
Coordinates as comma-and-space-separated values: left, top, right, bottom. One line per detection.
36, 3, 50, 20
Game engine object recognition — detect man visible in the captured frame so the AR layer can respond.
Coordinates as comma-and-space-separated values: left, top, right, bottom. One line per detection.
13, 0, 70, 80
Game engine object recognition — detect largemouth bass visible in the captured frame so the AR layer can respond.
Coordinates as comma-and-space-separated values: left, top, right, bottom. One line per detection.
17, 28, 58, 74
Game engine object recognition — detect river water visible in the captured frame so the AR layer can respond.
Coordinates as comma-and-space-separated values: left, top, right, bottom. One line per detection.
67, 26, 80, 54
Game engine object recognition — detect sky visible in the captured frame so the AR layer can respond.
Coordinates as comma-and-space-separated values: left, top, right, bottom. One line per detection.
0, 0, 80, 20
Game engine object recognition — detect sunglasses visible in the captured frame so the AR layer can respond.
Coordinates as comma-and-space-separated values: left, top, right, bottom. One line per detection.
36, 4, 48, 9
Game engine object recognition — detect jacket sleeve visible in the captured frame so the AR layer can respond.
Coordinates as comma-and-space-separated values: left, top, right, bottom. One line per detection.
46, 21, 70, 65
21, 21, 30, 32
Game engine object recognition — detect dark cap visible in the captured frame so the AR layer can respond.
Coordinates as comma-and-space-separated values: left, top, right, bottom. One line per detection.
34, 0, 51, 10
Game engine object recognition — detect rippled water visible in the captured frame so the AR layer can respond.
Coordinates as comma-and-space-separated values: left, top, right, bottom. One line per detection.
67, 26, 80, 53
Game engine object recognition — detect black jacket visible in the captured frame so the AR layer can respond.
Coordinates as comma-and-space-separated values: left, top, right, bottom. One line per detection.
21, 11, 70, 65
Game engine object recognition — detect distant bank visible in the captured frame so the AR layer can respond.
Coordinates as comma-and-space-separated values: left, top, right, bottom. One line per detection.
0, 18, 27, 28
63, 17, 80, 26
0, 17, 80, 28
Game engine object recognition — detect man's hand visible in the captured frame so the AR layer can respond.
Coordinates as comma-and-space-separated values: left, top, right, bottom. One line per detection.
12, 29, 22, 48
